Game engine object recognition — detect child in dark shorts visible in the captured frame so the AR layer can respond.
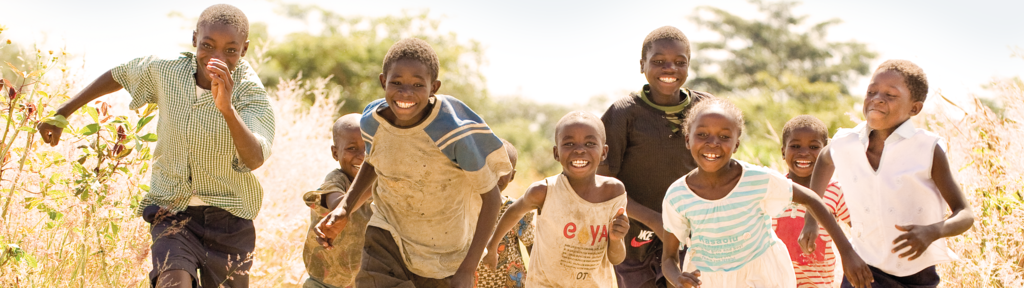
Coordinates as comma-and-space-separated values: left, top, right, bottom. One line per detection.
598, 26, 713, 288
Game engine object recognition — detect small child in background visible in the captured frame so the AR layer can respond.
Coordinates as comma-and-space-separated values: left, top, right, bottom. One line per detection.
771, 115, 851, 288
804, 60, 975, 288
483, 111, 629, 288
659, 98, 872, 288
476, 139, 535, 288
301, 114, 372, 288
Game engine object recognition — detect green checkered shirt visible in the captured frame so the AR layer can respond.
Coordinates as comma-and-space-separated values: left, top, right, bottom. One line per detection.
112, 52, 275, 220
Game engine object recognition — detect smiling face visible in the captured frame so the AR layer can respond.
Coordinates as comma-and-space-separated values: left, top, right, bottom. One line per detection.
193, 23, 248, 87
863, 70, 923, 131
685, 109, 741, 173
641, 39, 689, 99
782, 128, 825, 178
378, 58, 441, 127
332, 124, 365, 181
553, 121, 608, 179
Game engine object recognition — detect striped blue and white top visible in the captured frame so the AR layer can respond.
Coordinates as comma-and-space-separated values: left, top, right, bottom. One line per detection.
662, 160, 793, 272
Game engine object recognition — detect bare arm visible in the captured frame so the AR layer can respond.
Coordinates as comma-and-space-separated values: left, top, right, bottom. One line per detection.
606, 207, 628, 265
661, 233, 700, 288
800, 145, 835, 246
891, 144, 975, 259
482, 183, 547, 268
315, 163, 377, 248
207, 59, 266, 170
793, 183, 873, 288
599, 164, 667, 241
453, 186, 502, 286
38, 70, 123, 146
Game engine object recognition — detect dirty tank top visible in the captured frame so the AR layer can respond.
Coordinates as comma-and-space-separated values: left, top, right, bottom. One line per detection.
527, 174, 627, 288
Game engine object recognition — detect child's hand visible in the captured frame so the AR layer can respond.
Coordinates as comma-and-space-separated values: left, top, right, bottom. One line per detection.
206, 58, 234, 113
839, 248, 874, 288
669, 269, 701, 288
893, 224, 940, 260
480, 247, 499, 269
449, 268, 474, 288
609, 207, 629, 242
314, 208, 349, 250
797, 221, 819, 254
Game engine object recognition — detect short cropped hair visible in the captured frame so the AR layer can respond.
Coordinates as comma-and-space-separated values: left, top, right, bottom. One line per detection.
197, 4, 249, 38
641, 26, 690, 60
555, 111, 606, 142
683, 97, 745, 138
382, 38, 440, 81
332, 113, 361, 144
781, 115, 829, 145
500, 138, 519, 168
874, 59, 929, 102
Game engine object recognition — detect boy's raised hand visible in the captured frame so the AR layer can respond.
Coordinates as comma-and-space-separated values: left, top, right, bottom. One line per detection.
206, 58, 234, 113
314, 208, 350, 249
669, 269, 701, 288
609, 207, 629, 241
893, 224, 940, 260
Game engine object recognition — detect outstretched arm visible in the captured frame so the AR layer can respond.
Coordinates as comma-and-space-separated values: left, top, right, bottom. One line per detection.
800, 145, 835, 251
793, 184, 873, 288
892, 144, 975, 259
315, 163, 377, 248
38, 70, 123, 146
482, 183, 547, 269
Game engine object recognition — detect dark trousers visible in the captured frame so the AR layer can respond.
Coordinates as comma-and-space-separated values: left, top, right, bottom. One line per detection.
145, 205, 256, 288
615, 244, 688, 288
841, 265, 940, 288
354, 226, 450, 288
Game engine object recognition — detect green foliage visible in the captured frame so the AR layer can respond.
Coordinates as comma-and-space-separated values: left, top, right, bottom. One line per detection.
260, 5, 488, 114
687, 0, 877, 166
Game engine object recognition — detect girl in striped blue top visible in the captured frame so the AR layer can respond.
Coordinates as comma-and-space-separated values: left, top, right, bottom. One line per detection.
659, 98, 874, 288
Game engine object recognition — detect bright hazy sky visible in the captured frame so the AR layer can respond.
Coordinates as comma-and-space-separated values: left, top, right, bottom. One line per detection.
4, 0, 1022, 107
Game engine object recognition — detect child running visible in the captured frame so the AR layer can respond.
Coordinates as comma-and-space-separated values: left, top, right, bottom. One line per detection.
483, 111, 629, 288
37, 5, 274, 287
771, 115, 851, 288
315, 38, 513, 288
475, 139, 535, 288
660, 98, 873, 288
804, 60, 975, 288
301, 114, 371, 288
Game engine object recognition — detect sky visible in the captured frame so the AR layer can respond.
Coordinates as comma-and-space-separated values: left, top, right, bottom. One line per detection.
3, 0, 1022, 107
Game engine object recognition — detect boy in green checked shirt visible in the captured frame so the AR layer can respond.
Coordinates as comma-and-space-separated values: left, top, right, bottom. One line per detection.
37, 4, 274, 288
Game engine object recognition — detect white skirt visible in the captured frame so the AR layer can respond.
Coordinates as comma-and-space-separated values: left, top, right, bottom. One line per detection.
682, 237, 797, 288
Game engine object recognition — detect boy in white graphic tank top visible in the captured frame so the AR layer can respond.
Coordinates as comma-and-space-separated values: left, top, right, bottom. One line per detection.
803, 60, 975, 287
483, 111, 629, 287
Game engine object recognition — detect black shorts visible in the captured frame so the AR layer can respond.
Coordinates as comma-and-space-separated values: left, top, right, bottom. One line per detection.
841, 265, 940, 288
615, 242, 687, 288
144, 205, 256, 288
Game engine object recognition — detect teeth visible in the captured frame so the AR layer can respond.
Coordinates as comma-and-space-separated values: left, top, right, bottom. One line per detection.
571, 160, 589, 168
659, 77, 677, 83
395, 101, 415, 109
702, 153, 720, 161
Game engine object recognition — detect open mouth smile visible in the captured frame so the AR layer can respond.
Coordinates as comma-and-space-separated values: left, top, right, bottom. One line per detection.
795, 160, 812, 168
571, 159, 590, 168
395, 100, 415, 109
658, 76, 678, 84
702, 153, 720, 161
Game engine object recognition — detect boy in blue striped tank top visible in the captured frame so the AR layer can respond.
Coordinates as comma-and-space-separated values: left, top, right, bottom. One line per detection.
659, 98, 874, 288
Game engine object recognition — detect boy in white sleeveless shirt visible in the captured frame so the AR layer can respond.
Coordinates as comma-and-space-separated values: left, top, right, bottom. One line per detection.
803, 60, 975, 288
483, 111, 629, 288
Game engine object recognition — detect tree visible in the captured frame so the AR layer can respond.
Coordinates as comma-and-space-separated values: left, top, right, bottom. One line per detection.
260, 5, 488, 114
687, 0, 877, 166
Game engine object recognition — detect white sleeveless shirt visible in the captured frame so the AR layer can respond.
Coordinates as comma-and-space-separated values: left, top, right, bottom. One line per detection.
527, 174, 627, 288
830, 121, 956, 276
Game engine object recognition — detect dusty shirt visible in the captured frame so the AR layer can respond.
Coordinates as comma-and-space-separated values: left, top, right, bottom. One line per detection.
302, 169, 372, 287
360, 95, 513, 278
600, 86, 712, 260
476, 196, 535, 288
112, 52, 275, 220
527, 174, 627, 288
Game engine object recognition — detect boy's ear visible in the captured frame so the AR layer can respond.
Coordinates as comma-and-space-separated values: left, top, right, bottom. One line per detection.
508, 169, 517, 183
552, 146, 559, 161
378, 73, 386, 90
431, 79, 442, 95
910, 101, 924, 116
330, 145, 340, 162
192, 30, 198, 48
240, 40, 249, 57
639, 58, 645, 74
684, 135, 691, 150
602, 144, 609, 161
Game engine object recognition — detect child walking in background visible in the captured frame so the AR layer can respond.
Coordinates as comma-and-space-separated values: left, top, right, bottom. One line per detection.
804, 60, 975, 288
772, 115, 851, 288
600, 26, 714, 288
660, 98, 873, 288
483, 111, 629, 288
301, 114, 372, 288
315, 38, 512, 288
475, 139, 535, 288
